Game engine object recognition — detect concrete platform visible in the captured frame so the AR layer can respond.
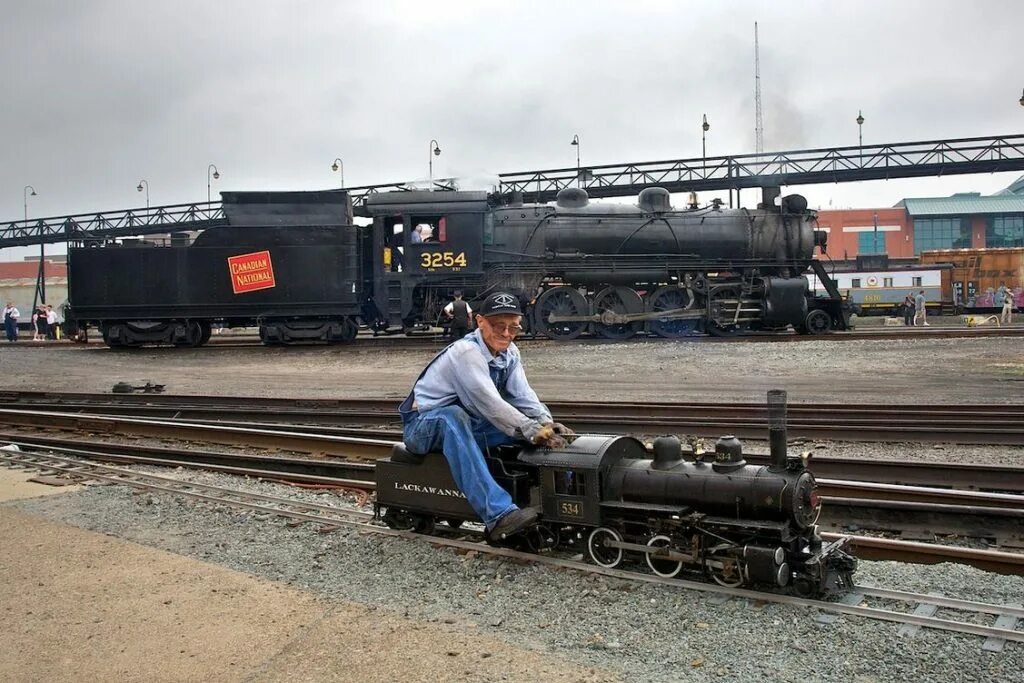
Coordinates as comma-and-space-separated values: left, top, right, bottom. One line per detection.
0, 471, 616, 682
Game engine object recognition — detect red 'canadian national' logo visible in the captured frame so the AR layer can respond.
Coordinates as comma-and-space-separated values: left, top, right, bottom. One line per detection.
227, 251, 276, 294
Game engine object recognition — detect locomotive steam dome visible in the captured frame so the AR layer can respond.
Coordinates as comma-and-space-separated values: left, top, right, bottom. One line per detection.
637, 187, 672, 213
555, 187, 590, 208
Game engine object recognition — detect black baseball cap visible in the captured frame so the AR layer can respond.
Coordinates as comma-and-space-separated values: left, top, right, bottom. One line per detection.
479, 292, 523, 317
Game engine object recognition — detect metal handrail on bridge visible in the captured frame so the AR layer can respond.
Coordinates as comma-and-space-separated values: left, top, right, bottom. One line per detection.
498, 133, 1024, 201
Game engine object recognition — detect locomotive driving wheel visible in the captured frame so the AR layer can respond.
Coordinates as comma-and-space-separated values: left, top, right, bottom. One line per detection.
535, 286, 589, 340
705, 543, 746, 588
705, 287, 750, 338
592, 286, 643, 340
645, 534, 684, 578
586, 527, 624, 568
646, 286, 698, 338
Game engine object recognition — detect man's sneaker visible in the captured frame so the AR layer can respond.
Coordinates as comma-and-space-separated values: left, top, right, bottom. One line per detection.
489, 507, 540, 540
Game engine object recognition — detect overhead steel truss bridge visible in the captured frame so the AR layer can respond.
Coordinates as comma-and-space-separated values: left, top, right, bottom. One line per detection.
2, 133, 1021, 249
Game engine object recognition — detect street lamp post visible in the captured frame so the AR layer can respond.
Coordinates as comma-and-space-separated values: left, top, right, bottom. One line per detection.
136, 179, 150, 210
24, 185, 44, 303
428, 140, 441, 190
856, 110, 865, 164
701, 114, 710, 166
207, 164, 220, 204
331, 158, 345, 188
570, 134, 580, 187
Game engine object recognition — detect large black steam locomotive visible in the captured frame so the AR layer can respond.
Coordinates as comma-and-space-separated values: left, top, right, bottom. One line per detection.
375, 392, 857, 597
66, 186, 847, 347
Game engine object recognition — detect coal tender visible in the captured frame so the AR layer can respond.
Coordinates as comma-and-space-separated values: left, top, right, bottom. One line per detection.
376, 390, 857, 597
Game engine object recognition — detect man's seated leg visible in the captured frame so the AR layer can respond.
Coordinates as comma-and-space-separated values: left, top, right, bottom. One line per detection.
403, 405, 521, 530
470, 415, 521, 451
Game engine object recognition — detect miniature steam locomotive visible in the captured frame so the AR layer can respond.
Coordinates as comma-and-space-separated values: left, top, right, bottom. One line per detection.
375, 391, 857, 597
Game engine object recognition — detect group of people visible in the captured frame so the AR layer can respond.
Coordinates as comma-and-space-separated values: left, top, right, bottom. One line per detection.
901, 290, 930, 326
2, 302, 59, 342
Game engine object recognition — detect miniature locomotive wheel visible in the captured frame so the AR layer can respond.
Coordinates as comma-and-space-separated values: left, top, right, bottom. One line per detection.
586, 527, 624, 568
803, 309, 833, 335
535, 286, 589, 340
646, 286, 697, 338
645, 534, 684, 578
441, 518, 463, 530
705, 288, 749, 338
592, 286, 643, 340
382, 508, 433, 533
706, 543, 746, 588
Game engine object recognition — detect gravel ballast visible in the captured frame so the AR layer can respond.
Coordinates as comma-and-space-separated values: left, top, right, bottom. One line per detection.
9, 470, 1022, 683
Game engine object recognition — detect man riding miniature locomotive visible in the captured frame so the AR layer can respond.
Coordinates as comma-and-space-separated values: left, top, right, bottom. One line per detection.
399, 292, 572, 540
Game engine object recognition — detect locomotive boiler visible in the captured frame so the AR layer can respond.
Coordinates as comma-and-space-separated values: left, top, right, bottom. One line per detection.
375, 391, 857, 597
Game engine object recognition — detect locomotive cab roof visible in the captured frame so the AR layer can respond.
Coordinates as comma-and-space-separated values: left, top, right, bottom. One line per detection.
518, 434, 648, 469
364, 190, 490, 216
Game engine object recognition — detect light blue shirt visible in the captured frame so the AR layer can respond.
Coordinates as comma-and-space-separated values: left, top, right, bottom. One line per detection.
402, 329, 552, 437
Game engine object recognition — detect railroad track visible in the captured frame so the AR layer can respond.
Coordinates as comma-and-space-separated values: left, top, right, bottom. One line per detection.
2, 436, 1022, 573
34, 324, 1024, 351
1, 448, 1021, 649
4, 392, 1024, 445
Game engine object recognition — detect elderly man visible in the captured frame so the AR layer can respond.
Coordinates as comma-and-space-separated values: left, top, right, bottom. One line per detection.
399, 292, 571, 540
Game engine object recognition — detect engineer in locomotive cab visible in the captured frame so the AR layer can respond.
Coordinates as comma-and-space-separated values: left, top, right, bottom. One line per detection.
399, 292, 573, 540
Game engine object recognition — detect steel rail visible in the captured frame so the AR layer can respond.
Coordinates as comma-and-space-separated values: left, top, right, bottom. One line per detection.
2, 449, 1021, 644
4, 399, 1024, 446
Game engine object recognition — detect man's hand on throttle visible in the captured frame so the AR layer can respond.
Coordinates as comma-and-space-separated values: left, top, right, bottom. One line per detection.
530, 424, 567, 449
550, 421, 574, 436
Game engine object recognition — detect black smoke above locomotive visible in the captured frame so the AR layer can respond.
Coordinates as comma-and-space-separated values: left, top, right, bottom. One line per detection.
376, 391, 857, 597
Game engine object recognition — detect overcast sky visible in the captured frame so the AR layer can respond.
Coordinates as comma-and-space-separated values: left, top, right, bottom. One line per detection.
2, 0, 1022, 260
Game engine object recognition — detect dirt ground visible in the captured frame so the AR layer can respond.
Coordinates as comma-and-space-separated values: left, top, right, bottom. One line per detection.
0, 471, 616, 683
0, 334, 1021, 405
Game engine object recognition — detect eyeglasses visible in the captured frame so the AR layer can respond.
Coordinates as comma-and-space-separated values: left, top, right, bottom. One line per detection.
487, 322, 523, 336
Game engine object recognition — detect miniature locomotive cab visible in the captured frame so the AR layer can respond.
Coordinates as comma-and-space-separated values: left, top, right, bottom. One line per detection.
374, 391, 857, 597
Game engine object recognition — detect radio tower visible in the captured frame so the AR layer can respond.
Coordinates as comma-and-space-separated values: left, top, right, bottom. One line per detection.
754, 22, 764, 155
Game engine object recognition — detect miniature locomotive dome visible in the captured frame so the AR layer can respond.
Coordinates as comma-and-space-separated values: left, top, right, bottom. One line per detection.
712, 434, 747, 472
651, 435, 683, 468
555, 187, 590, 208
637, 187, 673, 213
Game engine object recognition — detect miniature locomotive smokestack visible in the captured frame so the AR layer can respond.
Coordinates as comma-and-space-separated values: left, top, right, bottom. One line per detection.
767, 390, 788, 471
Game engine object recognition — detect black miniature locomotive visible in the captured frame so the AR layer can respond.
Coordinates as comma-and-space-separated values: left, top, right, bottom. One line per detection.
375, 391, 857, 597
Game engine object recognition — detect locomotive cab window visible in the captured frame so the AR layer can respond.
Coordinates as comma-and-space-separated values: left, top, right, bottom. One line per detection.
411, 216, 447, 244
553, 469, 586, 496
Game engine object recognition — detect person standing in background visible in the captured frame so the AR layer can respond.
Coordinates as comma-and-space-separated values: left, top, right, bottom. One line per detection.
914, 290, 929, 326
1002, 289, 1015, 325
444, 290, 473, 339
903, 292, 916, 326
46, 305, 58, 340
3, 302, 20, 342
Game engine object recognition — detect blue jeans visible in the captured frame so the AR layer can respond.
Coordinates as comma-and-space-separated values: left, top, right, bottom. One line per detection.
402, 405, 519, 528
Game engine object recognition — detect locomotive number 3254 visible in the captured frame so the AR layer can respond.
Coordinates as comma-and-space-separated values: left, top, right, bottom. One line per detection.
420, 251, 468, 270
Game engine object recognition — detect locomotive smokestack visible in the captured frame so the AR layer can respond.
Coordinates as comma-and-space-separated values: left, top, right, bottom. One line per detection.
767, 390, 788, 471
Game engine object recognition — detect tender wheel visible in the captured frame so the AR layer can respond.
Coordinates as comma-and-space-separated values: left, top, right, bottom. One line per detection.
646, 286, 698, 338
592, 286, 643, 340
535, 286, 589, 340
706, 543, 746, 588
803, 309, 833, 335
586, 527, 624, 568
645, 535, 684, 578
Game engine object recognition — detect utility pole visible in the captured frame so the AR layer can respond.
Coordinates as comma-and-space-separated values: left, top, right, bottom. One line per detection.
754, 22, 764, 156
